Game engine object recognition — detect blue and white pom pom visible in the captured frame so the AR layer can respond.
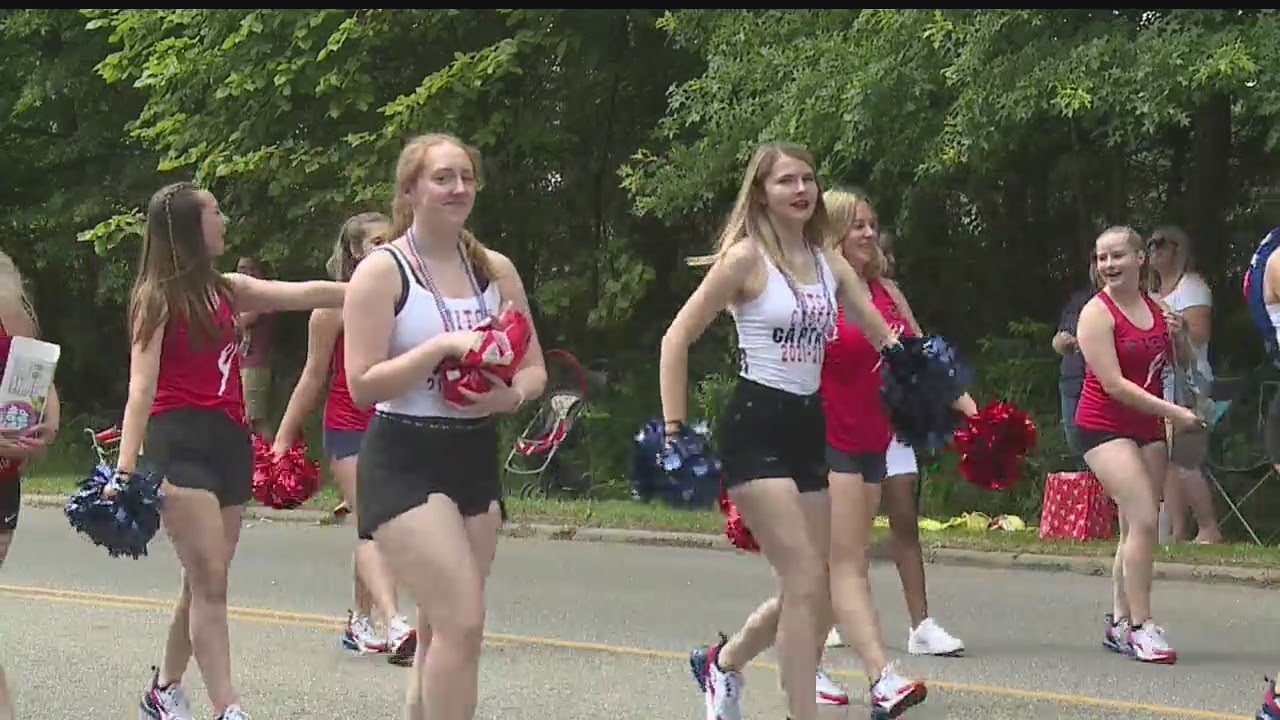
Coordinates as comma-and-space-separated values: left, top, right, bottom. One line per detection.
879, 334, 974, 452
630, 417, 721, 508
64, 463, 164, 559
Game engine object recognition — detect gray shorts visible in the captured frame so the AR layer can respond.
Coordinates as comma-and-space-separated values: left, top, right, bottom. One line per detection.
824, 444, 887, 484
323, 428, 365, 461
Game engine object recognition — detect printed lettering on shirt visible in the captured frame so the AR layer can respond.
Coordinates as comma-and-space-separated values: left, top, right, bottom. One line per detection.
775, 288, 835, 366
1117, 335, 1168, 388
217, 341, 237, 396
428, 306, 493, 393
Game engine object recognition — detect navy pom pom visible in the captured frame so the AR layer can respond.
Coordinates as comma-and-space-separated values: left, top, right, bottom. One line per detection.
629, 418, 719, 509
879, 335, 973, 452
64, 464, 164, 559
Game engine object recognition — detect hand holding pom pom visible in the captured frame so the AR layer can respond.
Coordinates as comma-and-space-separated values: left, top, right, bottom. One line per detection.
439, 305, 534, 407
630, 418, 721, 509
65, 464, 164, 559
251, 433, 320, 510
952, 399, 1038, 491
879, 335, 974, 452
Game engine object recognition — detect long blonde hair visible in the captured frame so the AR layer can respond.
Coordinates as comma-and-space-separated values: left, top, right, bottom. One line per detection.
1090, 226, 1159, 294
687, 142, 836, 283
389, 133, 493, 280
0, 249, 37, 333
1149, 223, 1195, 280
822, 187, 887, 280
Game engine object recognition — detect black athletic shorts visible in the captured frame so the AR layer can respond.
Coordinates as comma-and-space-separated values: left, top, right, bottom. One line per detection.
140, 407, 254, 508
0, 474, 18, 532
824, 445, 888, 484
356, 411, 503, 541
718, 376, 828, 494
1077, 426, 1165, 457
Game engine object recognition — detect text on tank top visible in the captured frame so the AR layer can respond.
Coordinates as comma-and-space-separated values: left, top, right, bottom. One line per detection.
820, 279, 915, 453
0, 320, 17, 480
1074, 291, 1168, 441
731, 245, 838, 396
150, 291, 246, 427
375, 239, 503, 419
324, 330, 374, 431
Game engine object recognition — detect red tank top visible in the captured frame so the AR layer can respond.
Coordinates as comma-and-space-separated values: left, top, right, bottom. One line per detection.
0, 321, 18, 481
820, 279, 917, 453
150, 292, 246, 426
1074, 291, 1168, 441
323, 331, 372, 431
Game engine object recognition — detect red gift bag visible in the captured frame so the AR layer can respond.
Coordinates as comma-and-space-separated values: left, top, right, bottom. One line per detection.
1038, 471, 1117, 541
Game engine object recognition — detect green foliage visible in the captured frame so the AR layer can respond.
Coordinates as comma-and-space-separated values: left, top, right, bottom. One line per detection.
6, 9, 1280, 529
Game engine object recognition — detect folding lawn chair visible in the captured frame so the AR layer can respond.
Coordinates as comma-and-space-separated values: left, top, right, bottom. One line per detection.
1199, 374, 1280, 545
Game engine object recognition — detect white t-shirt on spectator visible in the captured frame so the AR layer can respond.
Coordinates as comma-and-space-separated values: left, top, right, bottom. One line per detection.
1161, 272, 1213, 396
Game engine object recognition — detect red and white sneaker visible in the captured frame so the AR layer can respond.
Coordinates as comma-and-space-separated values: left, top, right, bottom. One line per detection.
138, 665, 194, 720
869, 662, 927, 719
341, 611, 389, 654
816, 667, 849, 706
1128, 623, 1177, 664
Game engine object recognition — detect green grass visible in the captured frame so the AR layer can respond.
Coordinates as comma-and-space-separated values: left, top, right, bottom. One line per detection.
28, 474, 1280, 570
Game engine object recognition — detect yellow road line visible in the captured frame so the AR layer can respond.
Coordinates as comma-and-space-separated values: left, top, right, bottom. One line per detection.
0, 583, 1249, 719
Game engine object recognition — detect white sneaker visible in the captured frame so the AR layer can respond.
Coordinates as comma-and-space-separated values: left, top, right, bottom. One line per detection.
816, 667, 850, 706
824, 626, 847, 648
341, 611, 388, 654
689, 638, 743, 720
217, 705, 252, 720
907, 617, 964, 656
869, 662, 927, 719
1128, 623, 1177, 664
387, 614, 418, 655
139, 666, 193, 720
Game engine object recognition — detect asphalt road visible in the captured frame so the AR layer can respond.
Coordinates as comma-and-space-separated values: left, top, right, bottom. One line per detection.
1, 505, 1273, 719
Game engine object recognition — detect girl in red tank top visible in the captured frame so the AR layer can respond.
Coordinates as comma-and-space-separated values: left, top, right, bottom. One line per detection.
0, 250, 61, 720
272, 212, 414, 658
116, 182, 348, 720
1074, 226, 1202, 669
816, 190, 973, 710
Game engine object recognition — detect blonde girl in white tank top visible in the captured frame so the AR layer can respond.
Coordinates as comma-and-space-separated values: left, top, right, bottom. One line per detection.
659, 142, 913, 720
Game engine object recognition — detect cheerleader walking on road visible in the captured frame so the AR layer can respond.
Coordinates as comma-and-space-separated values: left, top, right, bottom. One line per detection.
342, 133, 547, 720
824, 192, 962, 661
662, 142, 911, 720
120, 182, 348, 720
1075, 226, 1201, 666
271, 212, 416, 658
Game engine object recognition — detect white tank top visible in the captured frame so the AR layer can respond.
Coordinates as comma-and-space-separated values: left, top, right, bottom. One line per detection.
375, 243, 503, 419
730, 245, 837, 396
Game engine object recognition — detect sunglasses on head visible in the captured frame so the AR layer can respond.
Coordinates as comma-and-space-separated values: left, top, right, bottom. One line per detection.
1148, 234, 1175, 250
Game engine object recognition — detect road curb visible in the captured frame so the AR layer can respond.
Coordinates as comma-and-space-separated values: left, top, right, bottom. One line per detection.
27, 494, 1279, 589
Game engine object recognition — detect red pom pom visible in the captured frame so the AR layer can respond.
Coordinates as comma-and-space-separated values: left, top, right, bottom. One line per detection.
438, 307, 534, 406
952, 400, 1038, 491
250, 433, 321, 510
717, 488, 760, 553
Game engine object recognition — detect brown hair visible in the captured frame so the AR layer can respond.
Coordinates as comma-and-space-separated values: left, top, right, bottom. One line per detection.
822, 187, 885, 280
687, 142, 837, 286
1090, 226, 1158, 294
328, 212, 391, 282
128, 182, 232, 350
389, 133, 493, 280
